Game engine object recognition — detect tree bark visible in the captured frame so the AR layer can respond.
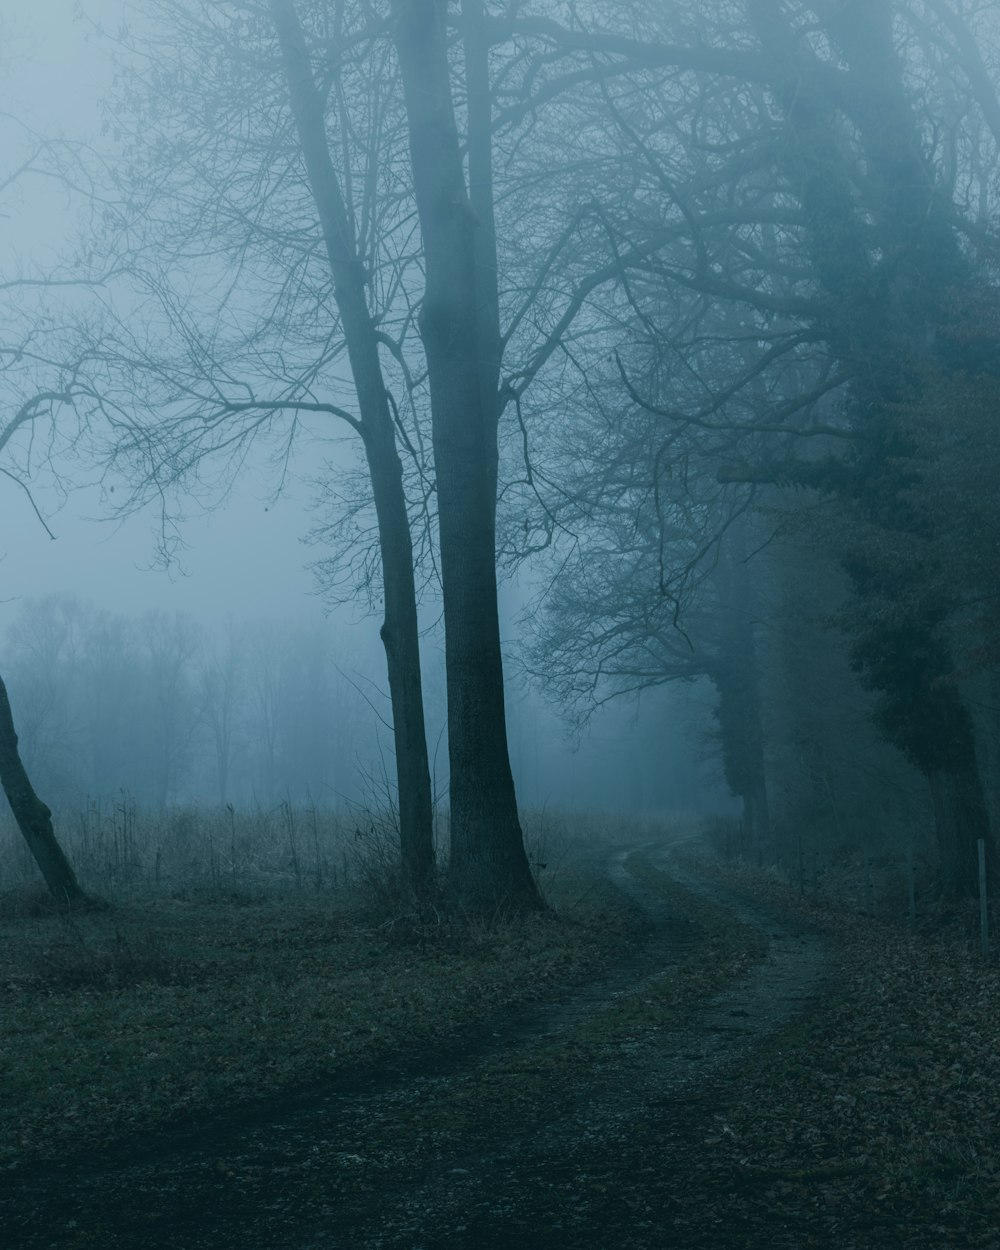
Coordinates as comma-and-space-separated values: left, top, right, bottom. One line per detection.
0, 672, 87, 905
903, 679, 995, 899
928, 758, 993, 901
712, 532, 771, 866
462, 0, 503, 509
391, 0, 541, 912
269, 0, 435, 899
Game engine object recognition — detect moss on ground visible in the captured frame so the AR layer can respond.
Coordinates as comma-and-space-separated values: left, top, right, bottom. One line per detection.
0, 866, 640, 1166
352, 850, 767, 1157
0, 847, 778, 1249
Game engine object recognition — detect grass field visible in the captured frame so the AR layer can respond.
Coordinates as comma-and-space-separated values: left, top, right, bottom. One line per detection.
0, 806, 660, 1167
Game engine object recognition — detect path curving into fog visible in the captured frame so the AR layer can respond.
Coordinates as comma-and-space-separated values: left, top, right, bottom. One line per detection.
326, 841, 830, 1250
0, 837, 829, 1249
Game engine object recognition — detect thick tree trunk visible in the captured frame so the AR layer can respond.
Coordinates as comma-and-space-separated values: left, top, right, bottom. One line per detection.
391, 0, 541, 912
462, 0, 503, 508
269, 0, 434, 899
0, 673, 87, 905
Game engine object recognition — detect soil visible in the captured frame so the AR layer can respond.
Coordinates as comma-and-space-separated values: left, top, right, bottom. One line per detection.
0, 836, 830, 1249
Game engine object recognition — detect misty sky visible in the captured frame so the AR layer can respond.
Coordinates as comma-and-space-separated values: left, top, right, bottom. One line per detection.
2, 0, 322, 621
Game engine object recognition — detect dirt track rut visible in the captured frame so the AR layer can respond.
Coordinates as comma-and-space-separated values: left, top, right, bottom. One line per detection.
1, 840, 829, 1249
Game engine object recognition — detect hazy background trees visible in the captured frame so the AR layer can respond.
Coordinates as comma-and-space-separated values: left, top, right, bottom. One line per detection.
1, 597, 368, 809
511, 0, 1000, 897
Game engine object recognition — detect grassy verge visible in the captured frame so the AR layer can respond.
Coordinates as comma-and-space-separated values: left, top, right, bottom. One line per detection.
0, 866, 638, 1168
0, 846, 767, 1174
669, 855, 1000, 1247
0, 846, 777, 1249
353, 850, 768, 1156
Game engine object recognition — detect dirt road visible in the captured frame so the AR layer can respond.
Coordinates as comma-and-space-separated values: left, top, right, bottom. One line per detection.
1, 841, 829, 1249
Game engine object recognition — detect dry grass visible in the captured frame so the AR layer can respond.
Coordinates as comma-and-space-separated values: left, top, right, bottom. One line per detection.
0, 807, 647, 1168
0, 798, 365, 898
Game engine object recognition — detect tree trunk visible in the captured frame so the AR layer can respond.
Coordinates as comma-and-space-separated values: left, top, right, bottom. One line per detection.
462, 0, 503, 509
746, 772, 771, 867
214, 729, 230, 808
391, 0, 541, 912
366, 416, 437, 899
916, 681, 995, 899
713, 526, 772, 863
928, 759, 993, 900
0, 673, 87, 905
269, 0, 435, 899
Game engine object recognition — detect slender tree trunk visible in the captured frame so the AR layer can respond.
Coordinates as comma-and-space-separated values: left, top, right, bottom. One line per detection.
269, 0, 434, 898
747, 770, 771, 866
462, 0, 503, 508
391, 0, 541, 912
0, 673, 87, 905
731, 531, 771, 860
369, 424, 438, 898
215, 738, 229, 808
712, 527, 771, 863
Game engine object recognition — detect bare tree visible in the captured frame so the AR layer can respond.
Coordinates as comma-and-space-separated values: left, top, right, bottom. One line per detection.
509, 0, 1000, 895
0, 108, 110, 901
197, 619, 245, 807
391, 0, 543, 911
267, 0, 435, 894
91, 0, 437, 898
0, 672, 87, 905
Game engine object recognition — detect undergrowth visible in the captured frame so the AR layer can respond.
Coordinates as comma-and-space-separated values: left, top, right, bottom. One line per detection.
0, 849, 640, 1168
662, 850, 1000, 1248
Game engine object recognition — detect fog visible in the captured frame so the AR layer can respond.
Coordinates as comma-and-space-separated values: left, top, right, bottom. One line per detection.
4, 0, 998, 905
0, 1, 717, 823
0, 469, 718, 814
3, 5, 1000, 1242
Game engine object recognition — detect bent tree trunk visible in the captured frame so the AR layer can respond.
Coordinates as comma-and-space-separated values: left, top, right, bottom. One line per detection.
0, 673, 87, 905
391, 0, 541, 912
269, 0, 435, 898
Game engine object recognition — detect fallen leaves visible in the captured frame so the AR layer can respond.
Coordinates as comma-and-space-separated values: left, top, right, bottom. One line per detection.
0, 869, 641, 1168
668, 859, 1000, 1247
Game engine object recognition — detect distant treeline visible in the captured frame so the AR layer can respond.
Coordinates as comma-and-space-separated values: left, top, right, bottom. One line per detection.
0, 596, 388, 810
